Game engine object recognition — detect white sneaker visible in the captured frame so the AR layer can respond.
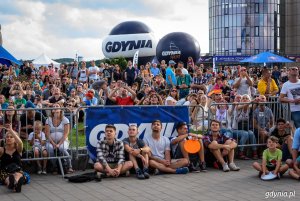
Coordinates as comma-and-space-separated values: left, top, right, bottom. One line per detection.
42, 170, 47, 175
229, 163, 240, 171
37, 170, 42, 175
222, 163, 230, 172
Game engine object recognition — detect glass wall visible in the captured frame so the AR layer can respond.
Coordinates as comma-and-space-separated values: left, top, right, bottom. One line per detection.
209, 0, 281, 56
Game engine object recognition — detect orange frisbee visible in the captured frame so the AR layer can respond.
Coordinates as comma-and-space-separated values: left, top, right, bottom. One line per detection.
184, 139, 201, 154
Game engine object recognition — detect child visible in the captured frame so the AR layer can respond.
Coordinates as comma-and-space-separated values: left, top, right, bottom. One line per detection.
252, 136, 289, 179
28, 121, 48, 174
288, 156, 300, 180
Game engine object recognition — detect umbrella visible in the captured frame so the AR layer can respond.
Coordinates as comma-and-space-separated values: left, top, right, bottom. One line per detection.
240, 52, 293, 63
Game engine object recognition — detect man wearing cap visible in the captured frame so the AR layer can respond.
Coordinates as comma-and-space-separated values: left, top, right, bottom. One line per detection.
150, 63, 160, 77
165, 60, 177, 89
280, 67, 300, 128
233, 67, 253, 96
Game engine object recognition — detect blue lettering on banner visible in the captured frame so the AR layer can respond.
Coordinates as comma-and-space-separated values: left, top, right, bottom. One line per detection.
86, 106, 189, 161
215, 56, 250, 63
105, 40, 152, 52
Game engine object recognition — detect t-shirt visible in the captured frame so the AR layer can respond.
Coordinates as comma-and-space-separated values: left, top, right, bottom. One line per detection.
88, 66, 100, 80
116, 96, 134, 105
20, 112, 46, 134
14, 98, 26, 108
45, 116, 70, 142
123, 138, 145, 149
292, 128, 300, 152
144, 136, 170, 160
257, 79, 278, 95
253, 107, 273, 129
166, 67, 176, 85
28, 131, 46, 146
270, 128, 290, 145
233, 77, 252, 96
263, 148, 282, 168
150, 67, 160, 77
280, 80, 300, 112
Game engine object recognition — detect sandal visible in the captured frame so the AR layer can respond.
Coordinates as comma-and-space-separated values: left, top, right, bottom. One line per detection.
15, 177, 24, 193
8, 175, 15, 190
238, 153, 250, 160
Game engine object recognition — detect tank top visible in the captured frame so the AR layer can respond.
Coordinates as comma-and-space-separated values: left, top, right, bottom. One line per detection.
79, 69, 87, 81
0, 148, 22, 170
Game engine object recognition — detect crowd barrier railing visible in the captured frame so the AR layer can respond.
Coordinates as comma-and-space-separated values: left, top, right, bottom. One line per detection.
207, 100, 291, 149
0, 107, 76, 177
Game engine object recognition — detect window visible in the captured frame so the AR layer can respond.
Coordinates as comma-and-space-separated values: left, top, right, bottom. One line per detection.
255, 3, 259, 13
255, 26, 259, 37
225, 27, 229, 38
224, 4, 229, 15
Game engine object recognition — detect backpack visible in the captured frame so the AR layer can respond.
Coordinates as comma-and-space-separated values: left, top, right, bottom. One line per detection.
64, 172, 96, 183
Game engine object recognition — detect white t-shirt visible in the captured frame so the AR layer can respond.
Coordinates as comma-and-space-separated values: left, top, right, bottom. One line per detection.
144, 135, 170, 160
281, 80, 300, 112
234, 77, 252, 96
88, 66, 100, 80
181, 68, 189, 75
46, 116, 70, 143
165, 96, 177, 105
28, 131, 46, 146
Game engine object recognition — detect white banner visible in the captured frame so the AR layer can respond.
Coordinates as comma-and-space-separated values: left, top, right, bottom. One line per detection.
132, 50, 139, 66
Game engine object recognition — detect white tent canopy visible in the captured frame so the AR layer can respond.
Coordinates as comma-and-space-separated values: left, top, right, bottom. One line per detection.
32, 53, 60, 68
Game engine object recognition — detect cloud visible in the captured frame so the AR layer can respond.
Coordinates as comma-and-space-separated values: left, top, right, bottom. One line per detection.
0, 0, 209, 60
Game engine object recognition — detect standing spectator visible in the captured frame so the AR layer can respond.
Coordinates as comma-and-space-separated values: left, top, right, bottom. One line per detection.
165, 60, 177, 89
190, 69, 207, 94
272, 66, 281, 85
280, 66, 300, 128
78, 61, 88, 84
232, 67, 253, 96
88, 60, 100, 83
176, 68, 192, 99
68, 62, 79, 80
177, 61, 189, 75
112, 64, 122, 82
257, 69, 279, 96
160, 60, 167, 79
124, 61, 136, 86
150, 62, 160, 77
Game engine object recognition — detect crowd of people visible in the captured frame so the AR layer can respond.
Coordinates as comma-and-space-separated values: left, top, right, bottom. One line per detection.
0, 57, 300, 192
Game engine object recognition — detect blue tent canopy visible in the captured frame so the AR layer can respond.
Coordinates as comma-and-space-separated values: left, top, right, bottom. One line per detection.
240, 52, 293, 63
0, 45, 22, 65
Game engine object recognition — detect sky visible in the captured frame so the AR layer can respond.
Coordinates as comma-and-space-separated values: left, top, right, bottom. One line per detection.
0, 0, 209, 60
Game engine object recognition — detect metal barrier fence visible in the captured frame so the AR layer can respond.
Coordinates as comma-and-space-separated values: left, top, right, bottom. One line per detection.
0, 107, 75, 177
207, 100, 291, 150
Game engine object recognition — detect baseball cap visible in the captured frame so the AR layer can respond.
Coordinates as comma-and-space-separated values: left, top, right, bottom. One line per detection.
168, 60, 176, 65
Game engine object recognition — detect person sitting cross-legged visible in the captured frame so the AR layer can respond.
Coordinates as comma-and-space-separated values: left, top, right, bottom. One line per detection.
123, 125, 151, 179
94, 124, 133, 181
202, 120, 240, 172
144, 120, 189, 175
171, 122, 207, 172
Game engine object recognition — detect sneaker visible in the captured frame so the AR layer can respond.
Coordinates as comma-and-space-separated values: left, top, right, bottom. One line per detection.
125, 170, 130, 177
136, 168, 145, 180
229, 163, 240, 171
95, 172, 102, 182
222, 163, 230, 172
175, 167, 189, 174
199, 162, 207, 172
143, 168, 150, 179
8, 174, 15, 190
189, 164, 200, 173
153, 168, 161, 175
37, 166, 42, 175
42, 170, 47, 175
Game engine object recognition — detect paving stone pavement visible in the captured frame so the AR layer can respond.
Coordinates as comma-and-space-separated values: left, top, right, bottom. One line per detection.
0, 160, 298, 201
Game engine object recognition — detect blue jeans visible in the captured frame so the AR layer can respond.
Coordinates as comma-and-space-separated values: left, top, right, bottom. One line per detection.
291, 111, 300, 128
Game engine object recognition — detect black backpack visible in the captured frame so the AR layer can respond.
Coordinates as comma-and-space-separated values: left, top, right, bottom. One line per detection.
64, 172, 96, 183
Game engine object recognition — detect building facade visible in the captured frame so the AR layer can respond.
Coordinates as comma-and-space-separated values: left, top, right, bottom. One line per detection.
209, 0, 281, 56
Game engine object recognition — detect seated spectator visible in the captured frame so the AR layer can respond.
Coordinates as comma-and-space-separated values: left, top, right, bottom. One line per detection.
108, 83, 136, 105
144, 120, 189, 174
270, 118, 293, 162
231, 94, 258, 159
148, 93, 163, 105
289, 127, 300, 179
45, 103, 73, 174
0, 94, 8, 110
14, 93, 26, 109
123, 125, 151, 179
171, 122, 207, 172
253, 136, 288, 178
0, 124, 27, 193
27, 121, 47, 175
202, 120, 240, 172
20, 108, 46, 140
165, 87, 178, 105
176, 68, 192, 99
253, 95, 274, 144
94, 124, 133, 180
191, 94, 209, 131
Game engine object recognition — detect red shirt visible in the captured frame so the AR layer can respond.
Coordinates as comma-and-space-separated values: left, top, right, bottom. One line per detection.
116, 96, 134, 105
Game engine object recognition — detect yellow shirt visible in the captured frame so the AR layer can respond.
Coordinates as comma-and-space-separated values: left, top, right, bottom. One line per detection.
257, 78, 279, 95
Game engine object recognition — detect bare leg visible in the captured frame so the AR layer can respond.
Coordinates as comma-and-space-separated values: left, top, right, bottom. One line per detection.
129, 154, 139, 169
149, 160, 176, 173
279, 164, 289, 175
169, 158, 189, 169
210, 149, 226, 166
289, 169, 300, 180
42, 150, 48, 170
120, 161, 133, 174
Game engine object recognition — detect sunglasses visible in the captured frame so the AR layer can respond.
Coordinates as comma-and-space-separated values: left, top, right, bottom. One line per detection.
171, 90, 177, 92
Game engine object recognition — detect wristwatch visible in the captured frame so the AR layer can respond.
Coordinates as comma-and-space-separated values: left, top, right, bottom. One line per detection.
140, 148, 143, 153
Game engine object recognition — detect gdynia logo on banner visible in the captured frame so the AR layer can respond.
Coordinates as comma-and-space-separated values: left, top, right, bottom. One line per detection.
161, 41, 181, 58
105, 40, 152, 52
88, 123, 178, 148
